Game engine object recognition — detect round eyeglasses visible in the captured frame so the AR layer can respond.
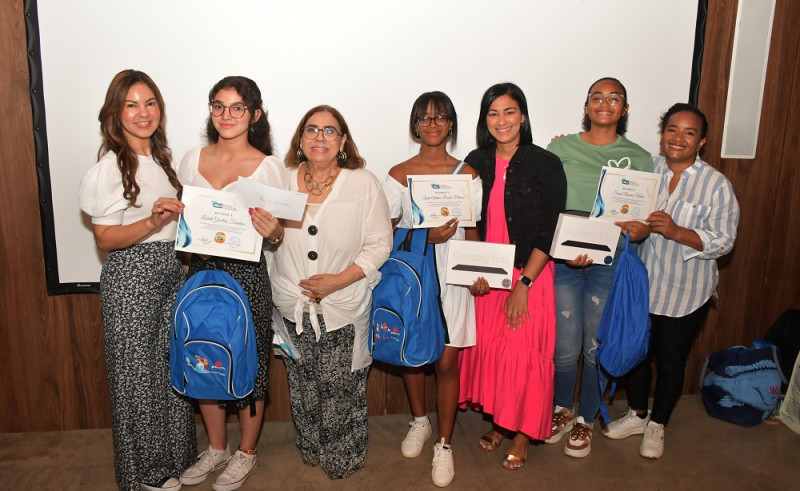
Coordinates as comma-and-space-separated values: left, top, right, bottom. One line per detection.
302, 126, 342, 141
588, 94, 625, 107
209, 101, 248, 118
415, 114, 450, 127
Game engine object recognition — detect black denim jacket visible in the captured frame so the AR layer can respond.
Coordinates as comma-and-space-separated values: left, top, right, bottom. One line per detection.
465, 144, 566, 268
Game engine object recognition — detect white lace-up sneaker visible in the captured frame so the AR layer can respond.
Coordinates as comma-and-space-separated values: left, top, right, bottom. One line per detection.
431, 438, 455, 487
401, 419, 432, 458
212, 450, 257, 491
603, 408, 650, 440
180, 445, 231, 485
640, 421, 665, 459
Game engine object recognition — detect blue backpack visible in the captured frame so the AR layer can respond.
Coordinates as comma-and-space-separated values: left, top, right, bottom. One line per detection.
170, 270, 257, 400
370, 228, 447, 367
596, 233, 651, 422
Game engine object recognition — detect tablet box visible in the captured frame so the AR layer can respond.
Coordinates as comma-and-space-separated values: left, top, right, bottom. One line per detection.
549, 213, 621, 266
445, 239, 516, 289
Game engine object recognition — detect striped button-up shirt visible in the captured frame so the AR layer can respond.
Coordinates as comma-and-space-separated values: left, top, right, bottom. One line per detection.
641, 156, 740, 317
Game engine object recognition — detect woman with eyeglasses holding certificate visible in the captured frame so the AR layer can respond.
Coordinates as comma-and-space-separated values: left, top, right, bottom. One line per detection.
176, 76, 285, 491
544, 77, 652, 459
458, 82, 566, 471
383, 91, 482, 487
268, 105, 391, 479
78, 69, 196, 491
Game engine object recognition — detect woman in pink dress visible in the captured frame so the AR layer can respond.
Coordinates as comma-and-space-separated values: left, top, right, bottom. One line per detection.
458, 82, 566, 470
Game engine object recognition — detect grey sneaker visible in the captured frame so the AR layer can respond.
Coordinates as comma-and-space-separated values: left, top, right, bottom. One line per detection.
544, 406, 574, 444
603, 408, 650, 440
431, 438, 454, 487
401, 419, 432, 458
180, 445, 231, 485
213, 450, 257, 491
640, 421, 665, 459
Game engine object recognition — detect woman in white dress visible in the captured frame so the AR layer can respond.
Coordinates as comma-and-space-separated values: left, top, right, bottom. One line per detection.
383, 91, 482, 487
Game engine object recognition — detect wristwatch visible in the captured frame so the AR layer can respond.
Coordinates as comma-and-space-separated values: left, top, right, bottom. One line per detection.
518, 275, 532, 287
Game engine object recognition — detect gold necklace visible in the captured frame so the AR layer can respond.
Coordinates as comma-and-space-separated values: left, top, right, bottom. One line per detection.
304, 164, 339, 196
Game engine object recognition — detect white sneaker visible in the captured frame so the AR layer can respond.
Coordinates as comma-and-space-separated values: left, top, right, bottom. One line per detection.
640, 421, 665, 459
431, 438, 454, 487
603, 408, 650, 440
140, 477, 182, 490
213, 450, 257, 491
180, 445, 231, 485
401, 419, 432, 458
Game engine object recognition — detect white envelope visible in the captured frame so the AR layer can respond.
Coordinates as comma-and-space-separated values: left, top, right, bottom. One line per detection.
445, 240, 516, 289
549, 213, 621, 266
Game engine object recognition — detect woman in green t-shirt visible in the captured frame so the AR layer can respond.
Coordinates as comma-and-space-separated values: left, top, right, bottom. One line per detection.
544, 77, 652, 459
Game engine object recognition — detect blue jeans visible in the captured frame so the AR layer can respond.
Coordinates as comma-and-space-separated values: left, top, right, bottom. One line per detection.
553, 235, 627, 422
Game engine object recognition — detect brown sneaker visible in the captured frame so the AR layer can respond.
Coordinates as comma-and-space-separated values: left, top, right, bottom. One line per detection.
564, 416, 593, 458
544, 406, 574, 444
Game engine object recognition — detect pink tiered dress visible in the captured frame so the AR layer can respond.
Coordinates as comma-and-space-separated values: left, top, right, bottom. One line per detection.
458, 157, 556, 440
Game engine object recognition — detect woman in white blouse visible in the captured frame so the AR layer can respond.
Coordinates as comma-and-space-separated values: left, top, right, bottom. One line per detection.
175, 76, 285, 491
268, 105, 392, 479
77, 70, 195, 491
383, 91, 482, 488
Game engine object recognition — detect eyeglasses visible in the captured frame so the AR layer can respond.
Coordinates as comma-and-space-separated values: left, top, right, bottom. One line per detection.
588, 94, 625, 107
209, 101, 248, 118
302, 126, 342, 141
415, 115, 450, 127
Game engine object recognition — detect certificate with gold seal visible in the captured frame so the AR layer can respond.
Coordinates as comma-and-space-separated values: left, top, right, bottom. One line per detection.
175, 185, 262, 262
590, 166, 659, 223
407, 174, 475, 228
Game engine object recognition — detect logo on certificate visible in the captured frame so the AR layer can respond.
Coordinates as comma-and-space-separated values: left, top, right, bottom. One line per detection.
214, 232, 226, 243
440, 207, 450, 217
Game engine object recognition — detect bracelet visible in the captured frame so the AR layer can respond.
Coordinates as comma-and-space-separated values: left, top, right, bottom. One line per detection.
268, 234, 283, 244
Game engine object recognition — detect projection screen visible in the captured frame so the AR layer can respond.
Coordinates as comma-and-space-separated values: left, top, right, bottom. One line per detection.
26, 0, 704, 294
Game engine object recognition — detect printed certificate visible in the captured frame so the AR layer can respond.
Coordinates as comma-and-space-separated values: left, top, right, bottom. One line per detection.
445, 239, 516, 290
407, 174, 475, 228
590, 166, 659, 223
175, 185, 262, 262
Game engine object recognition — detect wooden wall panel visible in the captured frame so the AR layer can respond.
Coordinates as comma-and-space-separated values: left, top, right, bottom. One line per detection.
685, 0, 800, 390
1, 0, 798, 432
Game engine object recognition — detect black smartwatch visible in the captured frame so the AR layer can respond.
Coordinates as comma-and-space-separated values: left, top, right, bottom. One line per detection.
518, 275, 532, 287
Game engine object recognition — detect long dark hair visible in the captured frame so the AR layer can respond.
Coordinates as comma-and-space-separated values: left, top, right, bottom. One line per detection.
582, 76, 629, 135
205, 76, 273, 156
409, 91, 458, 148
476, 82, 533, 149
285, 105, 365, 170
97, 69, 180, 206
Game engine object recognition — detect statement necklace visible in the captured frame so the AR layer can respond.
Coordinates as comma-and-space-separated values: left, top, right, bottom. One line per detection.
304, 164, 339, 196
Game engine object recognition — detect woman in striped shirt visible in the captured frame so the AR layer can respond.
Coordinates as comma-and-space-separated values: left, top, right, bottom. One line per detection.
604, 103, 740, 459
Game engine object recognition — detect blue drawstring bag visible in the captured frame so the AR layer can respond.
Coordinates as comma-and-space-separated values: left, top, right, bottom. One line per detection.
596, 232, 651, 423
701, 339, 787, 426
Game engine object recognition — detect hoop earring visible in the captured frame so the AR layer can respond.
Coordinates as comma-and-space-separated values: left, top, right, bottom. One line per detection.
297, 148, 307, 162
414, 131, 420, 138
447, 129, 452, 136
336, 151, 348, 165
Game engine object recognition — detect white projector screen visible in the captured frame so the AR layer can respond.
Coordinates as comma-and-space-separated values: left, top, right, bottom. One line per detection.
29, 0, 701, 292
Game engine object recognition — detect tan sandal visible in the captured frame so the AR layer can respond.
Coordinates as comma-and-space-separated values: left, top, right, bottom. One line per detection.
501, 453, 526, 471
478, 433, 502, 452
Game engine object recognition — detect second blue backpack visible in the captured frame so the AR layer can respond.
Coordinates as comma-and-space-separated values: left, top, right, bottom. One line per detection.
370, 228, 447, 367
170, 269, 257, 400
596, 233, 651, 422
